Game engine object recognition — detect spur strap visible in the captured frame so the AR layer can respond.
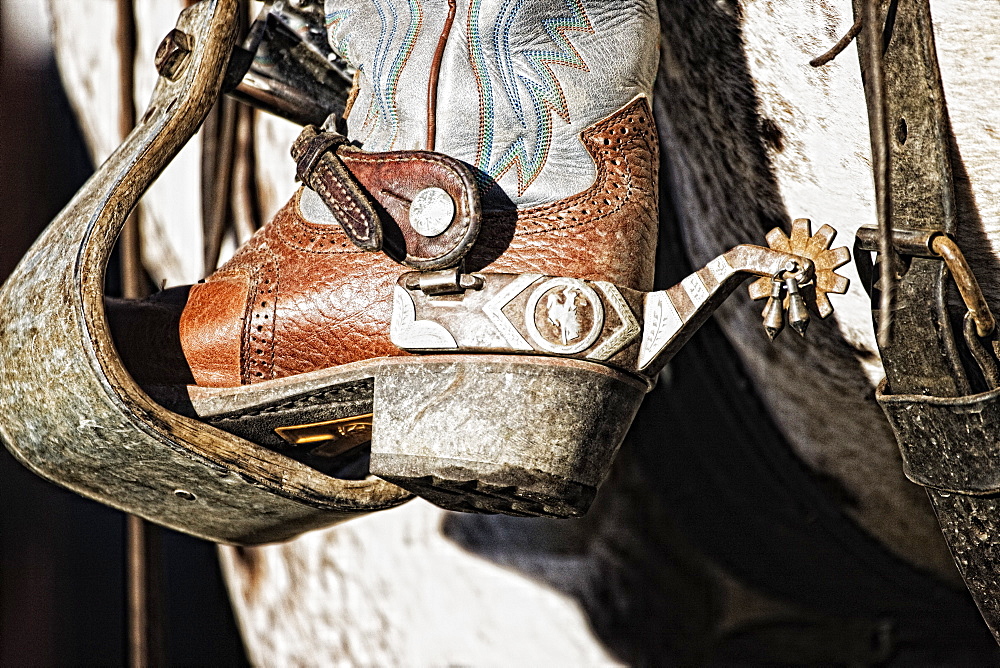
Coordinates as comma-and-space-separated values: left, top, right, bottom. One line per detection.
291, 125, 483, 270
856, 0, 1000, 641
292, 127, 382, 250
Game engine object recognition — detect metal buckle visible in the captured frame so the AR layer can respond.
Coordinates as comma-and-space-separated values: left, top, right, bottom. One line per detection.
857, 226, 999, 387
404, 268, 485, 296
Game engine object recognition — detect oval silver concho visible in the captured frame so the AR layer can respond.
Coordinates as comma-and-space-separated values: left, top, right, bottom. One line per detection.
409, 187, 455, 237
524, 278, 605, 355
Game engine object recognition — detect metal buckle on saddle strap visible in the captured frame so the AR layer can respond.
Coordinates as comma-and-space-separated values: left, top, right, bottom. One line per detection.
856, 227, 1000, 388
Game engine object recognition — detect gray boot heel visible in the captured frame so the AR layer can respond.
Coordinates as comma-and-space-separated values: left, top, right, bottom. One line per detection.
370, 355, 647, 517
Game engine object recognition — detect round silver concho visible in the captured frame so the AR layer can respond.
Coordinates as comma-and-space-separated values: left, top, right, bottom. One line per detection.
524, 278, 605, 355
408, 187, 455, 237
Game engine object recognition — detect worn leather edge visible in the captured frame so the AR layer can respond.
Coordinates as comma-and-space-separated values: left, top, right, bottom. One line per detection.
877, 379, 1000, 494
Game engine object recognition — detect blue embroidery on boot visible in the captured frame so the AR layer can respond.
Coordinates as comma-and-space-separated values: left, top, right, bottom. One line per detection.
469, 0, 594, 195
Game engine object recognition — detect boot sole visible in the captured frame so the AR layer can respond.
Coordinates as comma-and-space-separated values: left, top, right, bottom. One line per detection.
155, 354, 647, 518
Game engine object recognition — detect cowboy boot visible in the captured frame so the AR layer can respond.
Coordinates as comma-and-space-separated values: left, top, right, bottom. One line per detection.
121, 0, 662, 518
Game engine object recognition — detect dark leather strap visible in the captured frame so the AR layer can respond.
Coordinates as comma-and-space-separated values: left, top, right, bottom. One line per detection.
878, 381, 1000, 493
290, 125, 483, 270
855, 0, 966, 397
292, 125, 383, 251
856, 0, 1000, 642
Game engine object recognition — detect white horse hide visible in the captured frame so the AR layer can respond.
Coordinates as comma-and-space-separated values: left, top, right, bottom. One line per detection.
49, 0, 1000, 663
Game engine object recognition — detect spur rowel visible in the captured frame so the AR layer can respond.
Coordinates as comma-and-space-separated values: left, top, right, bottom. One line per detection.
0, 0, 411, 546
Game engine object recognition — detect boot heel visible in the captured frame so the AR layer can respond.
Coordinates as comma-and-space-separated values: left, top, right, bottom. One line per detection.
369, 355, 647, 517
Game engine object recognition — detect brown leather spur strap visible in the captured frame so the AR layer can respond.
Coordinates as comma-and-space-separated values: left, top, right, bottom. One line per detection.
292, 127, 380, 249
854, 0, 1000, 641
291, 125, 482, 270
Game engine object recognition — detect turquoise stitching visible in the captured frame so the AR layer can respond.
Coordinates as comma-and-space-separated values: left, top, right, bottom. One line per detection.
325, 9, 355, 58
385, 0, 424, 146
369, 0, 398, 140
468, 0, 495, 171
471, 0, 594, 194
353, 0, 423, 148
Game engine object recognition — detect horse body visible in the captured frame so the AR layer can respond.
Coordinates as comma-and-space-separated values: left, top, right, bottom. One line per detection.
47, 0, 1000, 661
658, 0, 952, 580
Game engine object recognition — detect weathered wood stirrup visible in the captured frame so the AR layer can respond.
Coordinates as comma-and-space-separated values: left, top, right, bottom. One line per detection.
0, 0, 410, 545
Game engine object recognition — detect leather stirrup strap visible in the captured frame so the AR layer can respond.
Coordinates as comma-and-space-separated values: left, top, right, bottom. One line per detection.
856, 0, 1000, 642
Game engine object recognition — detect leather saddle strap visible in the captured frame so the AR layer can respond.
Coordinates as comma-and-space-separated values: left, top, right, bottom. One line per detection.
856, 0, 1000, 641
877, 383, 1000, 640
855, 0, 965, 396
292, 125, 383, 251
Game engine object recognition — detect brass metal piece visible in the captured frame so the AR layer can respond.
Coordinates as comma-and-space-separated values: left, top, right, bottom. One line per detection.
749, 218, 851, 318
931, 235, 996, 338
154, 29, 193, 80
275, 414, 374, 458
856, 227, 996, 339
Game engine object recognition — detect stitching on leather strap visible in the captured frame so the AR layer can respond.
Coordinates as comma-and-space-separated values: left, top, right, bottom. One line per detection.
294, 132, 348, 184
312, 159, 375, 243
292, 127, 383, 251
292, 129, 485, 266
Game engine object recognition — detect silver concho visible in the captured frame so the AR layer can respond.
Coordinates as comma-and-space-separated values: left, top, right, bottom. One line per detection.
524, 278, 605, 355
408, 187, 455, 237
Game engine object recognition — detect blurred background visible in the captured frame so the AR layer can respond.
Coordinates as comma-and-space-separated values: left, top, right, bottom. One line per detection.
0, 0, 248, 663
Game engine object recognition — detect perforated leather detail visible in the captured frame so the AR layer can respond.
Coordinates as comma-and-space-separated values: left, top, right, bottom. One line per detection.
513, 99, 655, 234
241, 255, 280, 384
276, 213, 366, 254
